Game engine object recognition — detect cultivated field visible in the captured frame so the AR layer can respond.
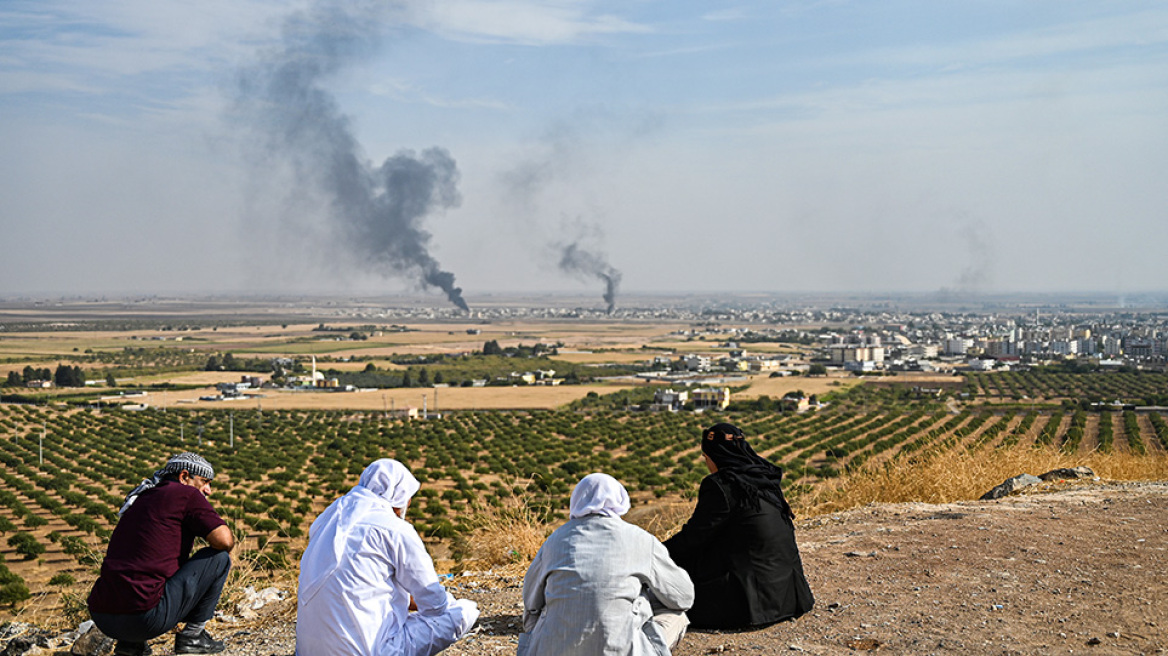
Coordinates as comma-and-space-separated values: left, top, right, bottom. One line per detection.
2, 301, 1167, 625
2, 388, 1166, 618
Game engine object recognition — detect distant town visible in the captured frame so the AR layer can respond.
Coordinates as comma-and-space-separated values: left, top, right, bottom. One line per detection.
293, 295, 1168, 373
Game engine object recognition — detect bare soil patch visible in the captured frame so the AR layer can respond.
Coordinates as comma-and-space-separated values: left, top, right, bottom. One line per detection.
135, 383, 637, 411
740, 375, 858, 400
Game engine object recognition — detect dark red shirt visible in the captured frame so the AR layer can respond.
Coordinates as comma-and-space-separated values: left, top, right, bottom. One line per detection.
88, 480, 226, 614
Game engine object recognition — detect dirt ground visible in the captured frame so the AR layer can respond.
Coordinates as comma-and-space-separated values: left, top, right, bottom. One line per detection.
202, 480, 1167, 656
118, 382, 639, 411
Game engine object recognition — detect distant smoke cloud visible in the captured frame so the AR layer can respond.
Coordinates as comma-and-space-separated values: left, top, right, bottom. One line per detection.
499, 124, 625, 310
557, 241, 622, 313
955, 220, 993, 292
500, 121, 583, 211
231, 0, 467, 310
937, 217, 995, 299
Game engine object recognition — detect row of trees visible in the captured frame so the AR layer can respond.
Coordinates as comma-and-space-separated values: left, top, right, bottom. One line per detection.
969, 371, 1168, 405
3, 364, 87, 388
204, 353, 292, 373
481, 340, 557, 357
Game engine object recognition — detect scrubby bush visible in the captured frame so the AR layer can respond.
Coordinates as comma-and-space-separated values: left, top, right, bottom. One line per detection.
48, 572, 76, 586
7, 532, 45, 560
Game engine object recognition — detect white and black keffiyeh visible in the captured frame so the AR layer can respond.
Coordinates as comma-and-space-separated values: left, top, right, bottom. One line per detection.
119, 452, 215, 516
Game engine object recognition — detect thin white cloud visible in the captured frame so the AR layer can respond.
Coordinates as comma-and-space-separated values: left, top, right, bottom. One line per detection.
819, 7, 1168, 73
677, 6, 1168, 129
688, 51, 1167, 129
701, 8, 748, 22
411, 0, 650, 45
630, 42, 735, 60
0, 69, 103, 95
0, 0, 285, 87
368, 79, 511, 110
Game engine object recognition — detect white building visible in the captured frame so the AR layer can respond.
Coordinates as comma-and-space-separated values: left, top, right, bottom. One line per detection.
827, 345, 885, 364
653, 389, 688, 412
944, 337, 973, 356
747, 358, 785, 372
985, 340, 1018, 358
905, 344, 939, 359
679, 355, 712, 372
1102, 336, 1123, 357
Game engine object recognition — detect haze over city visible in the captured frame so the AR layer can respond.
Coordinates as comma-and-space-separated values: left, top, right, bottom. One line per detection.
2, 1, 1166, 303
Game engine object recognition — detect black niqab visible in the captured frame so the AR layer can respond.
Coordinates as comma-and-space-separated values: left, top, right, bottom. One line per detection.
701, 422, 794, 520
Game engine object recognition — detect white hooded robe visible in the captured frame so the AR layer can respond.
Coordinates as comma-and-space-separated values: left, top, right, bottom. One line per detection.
296, 459, 478, 656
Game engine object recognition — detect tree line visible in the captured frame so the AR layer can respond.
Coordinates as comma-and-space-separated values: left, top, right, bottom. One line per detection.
3, 364, 87, 388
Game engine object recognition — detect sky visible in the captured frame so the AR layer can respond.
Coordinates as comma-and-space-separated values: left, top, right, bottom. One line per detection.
2, 0, 1167, 307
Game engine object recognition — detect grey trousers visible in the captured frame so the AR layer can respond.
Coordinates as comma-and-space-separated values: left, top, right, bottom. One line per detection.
91, 548, 231, 643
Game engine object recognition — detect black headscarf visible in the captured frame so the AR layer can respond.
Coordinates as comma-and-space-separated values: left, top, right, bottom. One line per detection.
701, 422, 794, 520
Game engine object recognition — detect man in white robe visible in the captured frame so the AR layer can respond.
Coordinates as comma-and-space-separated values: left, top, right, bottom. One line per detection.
296, 459, 478, 656
519, 473, 694, 656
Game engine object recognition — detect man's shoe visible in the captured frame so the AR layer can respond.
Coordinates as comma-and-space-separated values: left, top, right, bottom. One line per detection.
113, 642, 151, 656
174, 630, 226, 654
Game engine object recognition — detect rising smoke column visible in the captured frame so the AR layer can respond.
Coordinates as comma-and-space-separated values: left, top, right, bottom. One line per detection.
558, 242, 622, 313
499, 123, 625, 312
954, 221, 993, 293
937, 218, 995, 300
232, 0, 468, 311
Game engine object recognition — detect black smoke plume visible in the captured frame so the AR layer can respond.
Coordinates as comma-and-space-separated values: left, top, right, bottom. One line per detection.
558, 242, 622, 313
232, 1, 468, 311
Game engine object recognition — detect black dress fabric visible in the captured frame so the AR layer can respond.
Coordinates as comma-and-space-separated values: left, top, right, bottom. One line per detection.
664, 472, 814, 629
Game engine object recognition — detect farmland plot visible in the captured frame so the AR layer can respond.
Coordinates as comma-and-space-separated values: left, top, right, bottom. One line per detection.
1, 385, 1165, 617
968, 371, 1168, 404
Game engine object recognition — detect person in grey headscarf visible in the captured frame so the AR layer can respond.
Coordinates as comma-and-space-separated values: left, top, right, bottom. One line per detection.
296, 459, 478, 656
519, 473, 694, 656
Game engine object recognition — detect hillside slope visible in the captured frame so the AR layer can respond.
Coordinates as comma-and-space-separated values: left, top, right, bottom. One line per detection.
211, 480, 1167, 656
6, 481, 1163, 655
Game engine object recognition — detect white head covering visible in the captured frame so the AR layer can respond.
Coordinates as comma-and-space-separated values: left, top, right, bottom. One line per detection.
299, 459, 419, 604
569, 473, 631, 519
359, 458, 420, 508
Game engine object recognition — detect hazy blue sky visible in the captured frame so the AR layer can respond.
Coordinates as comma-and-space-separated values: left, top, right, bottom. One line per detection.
2, 1, 1166, 305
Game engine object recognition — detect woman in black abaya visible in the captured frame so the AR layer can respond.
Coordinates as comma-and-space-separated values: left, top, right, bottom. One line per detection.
664, 422, 814, 629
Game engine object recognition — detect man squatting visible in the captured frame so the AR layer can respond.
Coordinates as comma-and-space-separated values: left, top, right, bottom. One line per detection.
88, 452, 234, 656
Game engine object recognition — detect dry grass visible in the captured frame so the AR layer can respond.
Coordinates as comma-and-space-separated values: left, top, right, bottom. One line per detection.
216, 548, 300, 626
625, 500, 695, 542
453, 488, 555, 568
797, 444, 1168, 517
